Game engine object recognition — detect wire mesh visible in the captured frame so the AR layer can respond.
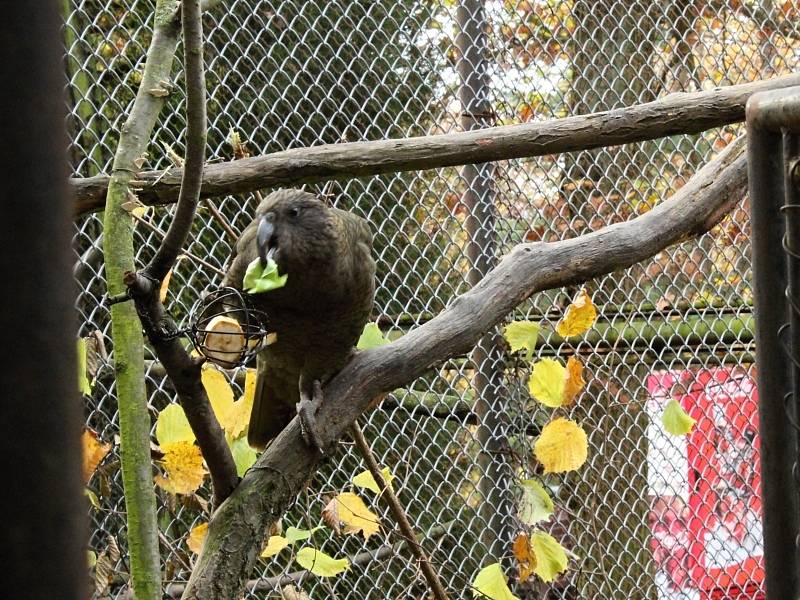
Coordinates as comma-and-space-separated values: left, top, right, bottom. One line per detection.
67, 1, 800, 598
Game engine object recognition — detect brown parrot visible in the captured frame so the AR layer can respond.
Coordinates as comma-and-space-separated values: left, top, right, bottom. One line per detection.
223, 189, 375, 452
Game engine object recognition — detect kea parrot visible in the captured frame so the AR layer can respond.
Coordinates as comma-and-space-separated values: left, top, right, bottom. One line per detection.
223, 189, 375, 452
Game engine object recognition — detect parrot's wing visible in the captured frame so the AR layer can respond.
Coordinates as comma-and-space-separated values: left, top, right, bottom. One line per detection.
247, 350, 300, 451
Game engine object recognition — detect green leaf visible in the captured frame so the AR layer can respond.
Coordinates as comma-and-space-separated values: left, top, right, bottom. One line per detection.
531, 531, 568, 582
517, 479, 554, 526
357, 322, 389, 350
155, 404, 196, 446
295, 548, 350, 577
85, 487, 100, 510
528, 359, 566, 407
229, 436, 257, 477
471, 563, 520, 600
503, 320, 540, 362
662, 398, 696, 436
77, 339, 92, 395
285, 526, 322, 543
352, 467, 394, 494
243, 257, 288, 294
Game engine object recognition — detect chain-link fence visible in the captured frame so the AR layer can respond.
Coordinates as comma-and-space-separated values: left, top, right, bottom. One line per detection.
67, 1, 800, 598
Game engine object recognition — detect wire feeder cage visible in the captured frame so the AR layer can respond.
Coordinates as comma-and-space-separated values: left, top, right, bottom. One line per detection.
187, 286, 269, 369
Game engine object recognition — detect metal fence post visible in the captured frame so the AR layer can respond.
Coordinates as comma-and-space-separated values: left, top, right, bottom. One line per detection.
456, 0, 511, 561
746, 87, 800, 599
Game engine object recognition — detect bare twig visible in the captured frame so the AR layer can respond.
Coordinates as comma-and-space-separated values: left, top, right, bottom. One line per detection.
131, 213, 225, 277
202, 199, 238, 243
166, 523, 455, 598
71, 73, 799, 214
351, 422, 450, 600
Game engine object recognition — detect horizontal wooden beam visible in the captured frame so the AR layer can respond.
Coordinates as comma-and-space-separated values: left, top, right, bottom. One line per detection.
71, 73, 800, 216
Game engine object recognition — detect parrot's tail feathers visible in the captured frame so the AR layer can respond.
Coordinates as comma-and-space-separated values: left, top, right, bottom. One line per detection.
247, 359, 296, 451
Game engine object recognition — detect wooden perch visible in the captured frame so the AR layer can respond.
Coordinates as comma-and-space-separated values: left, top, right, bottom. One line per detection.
71, 74, 795, 215
180, 135, 748, 598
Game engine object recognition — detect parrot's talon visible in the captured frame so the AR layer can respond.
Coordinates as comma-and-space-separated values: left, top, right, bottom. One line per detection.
297, 379, 326, 454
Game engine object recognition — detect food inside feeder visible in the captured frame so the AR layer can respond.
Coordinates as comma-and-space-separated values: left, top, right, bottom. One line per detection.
201, 315, 247, 368
188, 286, 270, 368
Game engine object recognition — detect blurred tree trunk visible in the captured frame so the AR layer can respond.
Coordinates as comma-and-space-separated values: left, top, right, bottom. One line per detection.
0, 3, 87, 599
563, 2, 661, 597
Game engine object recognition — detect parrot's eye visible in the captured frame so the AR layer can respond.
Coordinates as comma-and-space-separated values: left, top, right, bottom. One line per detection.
288, 206, 301, 219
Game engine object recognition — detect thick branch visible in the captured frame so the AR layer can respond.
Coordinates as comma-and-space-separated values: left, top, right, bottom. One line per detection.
74, 74, 797, 214
181, 135, 748, 598
125, 0, 238, 506
100, 2, 184, 597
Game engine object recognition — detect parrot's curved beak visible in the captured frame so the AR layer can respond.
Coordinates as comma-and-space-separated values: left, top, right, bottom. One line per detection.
257, 216, 276, 266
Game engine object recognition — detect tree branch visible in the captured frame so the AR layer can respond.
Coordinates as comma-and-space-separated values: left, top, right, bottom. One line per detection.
123, 0, 238, 506
144, 0, 206, 283
351, 423, 450, 600
100, 2, 185, 597
167, 523, 455, 597
73, 74, 797, 215
181, 134, 748, 598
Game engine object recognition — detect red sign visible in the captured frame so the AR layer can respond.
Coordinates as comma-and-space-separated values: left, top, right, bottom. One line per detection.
647, 367, 764, 600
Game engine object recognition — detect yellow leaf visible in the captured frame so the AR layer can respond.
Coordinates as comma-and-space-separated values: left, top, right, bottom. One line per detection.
324, 492, 380, 540
261, 535, 289, 558
471, 562, 520, 600
131, 204, 149, 218
202, 365, 237, 436
82, 429, 111, 484
503, 320, 541, 361
562, 356, 585, 406
530, 531, 568, 582
352, 467, 394, 494
155, 441, 206, 495
295, 548, 349, 577
528, 359, 566, 407
228, 397, 253, 440
242, 368, 258, 403
187, 523, 208, 554
77, 339, 92, 395
228, 368, 257, 439
534, 418, 588, 474
155, 403, 195, 446
85, 488, 100, 509
662, 399, 696, 436
512, 533, 537, 583
159, 268, 173, 303
555, 288, 597, 337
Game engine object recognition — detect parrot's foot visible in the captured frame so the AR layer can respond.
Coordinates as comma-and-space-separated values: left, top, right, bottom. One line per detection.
297, 379, 326, 455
